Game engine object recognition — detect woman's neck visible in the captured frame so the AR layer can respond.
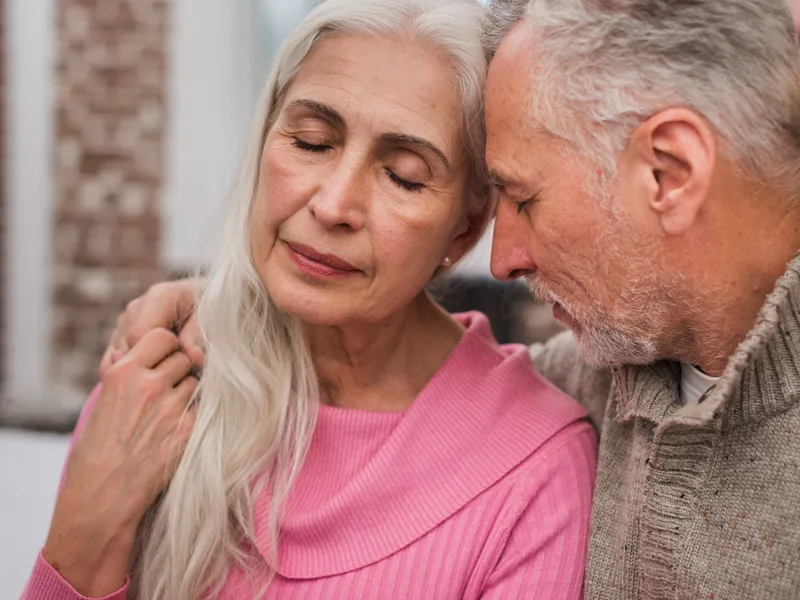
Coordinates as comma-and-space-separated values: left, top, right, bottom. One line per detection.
305, 293, 463, 412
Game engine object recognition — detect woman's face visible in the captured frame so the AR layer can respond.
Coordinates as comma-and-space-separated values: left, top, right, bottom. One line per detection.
250, 34, 472, 325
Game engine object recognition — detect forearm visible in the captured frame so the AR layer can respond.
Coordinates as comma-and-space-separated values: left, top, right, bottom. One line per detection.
42, 508, 137, 597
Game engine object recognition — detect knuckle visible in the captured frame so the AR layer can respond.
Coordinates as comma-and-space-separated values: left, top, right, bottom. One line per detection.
149, 281, 171, 300
144, 327, 178, 348
178, 353, 193, 371
124, 298, 141, 319
157, 327, 179, 344
103, 359, 133, 384
101, 365, 119, 387
139, 372, 168, 398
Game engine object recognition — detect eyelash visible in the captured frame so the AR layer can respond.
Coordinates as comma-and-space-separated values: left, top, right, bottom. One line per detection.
385, 169, 424, 193
292, 138, 332, 153
293, 138, 424, 193
516, 193, 541, 215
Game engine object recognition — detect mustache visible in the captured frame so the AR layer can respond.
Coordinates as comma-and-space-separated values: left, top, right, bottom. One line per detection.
524, 275, 583, 323
524, 275, 564, 306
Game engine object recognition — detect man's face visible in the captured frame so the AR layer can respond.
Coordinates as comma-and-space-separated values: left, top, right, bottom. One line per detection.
486, 24, 680, 367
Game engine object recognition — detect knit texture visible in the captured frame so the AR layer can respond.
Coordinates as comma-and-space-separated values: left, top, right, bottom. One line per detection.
22, 312, 597, 600
531, 254, 800, 600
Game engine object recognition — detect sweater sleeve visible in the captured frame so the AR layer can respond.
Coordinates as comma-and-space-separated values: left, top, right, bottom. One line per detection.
19, 385, 130, 600
479, 420, 597, 600
529, 331, 613, 435
21, 552, 128, 600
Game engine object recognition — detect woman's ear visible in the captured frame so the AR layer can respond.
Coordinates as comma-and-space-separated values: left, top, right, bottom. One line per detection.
445, 208, 490, 266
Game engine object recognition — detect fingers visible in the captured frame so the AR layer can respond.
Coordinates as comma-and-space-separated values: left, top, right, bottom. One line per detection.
177, 312, 204, 369
163, 375, 199, 428
99, 346, 116, 379
99, 317, 132, 378
125, 280, 202, 351
100, 279, 206, 377
167, 377, 200, 444
155, 352, 194, 388
171, 375, 199, 405
127, 328, 180, 369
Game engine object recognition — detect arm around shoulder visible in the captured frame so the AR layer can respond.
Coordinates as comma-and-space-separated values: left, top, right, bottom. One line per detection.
529, 331, 612, 434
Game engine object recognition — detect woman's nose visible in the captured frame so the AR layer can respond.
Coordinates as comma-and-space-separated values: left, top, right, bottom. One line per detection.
307, 160, 367, 231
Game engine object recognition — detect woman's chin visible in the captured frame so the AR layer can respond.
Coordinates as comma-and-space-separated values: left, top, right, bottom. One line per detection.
286, 309, 351, 326
269, 290, 359, 326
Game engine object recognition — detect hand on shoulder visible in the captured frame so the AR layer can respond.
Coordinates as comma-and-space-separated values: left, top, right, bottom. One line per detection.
99, 278, 206, 377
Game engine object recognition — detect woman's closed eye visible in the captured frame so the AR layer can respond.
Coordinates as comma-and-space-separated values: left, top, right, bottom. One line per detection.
385, 168, 424, 193
293, 137, 334, 153
386, 151, 429, 193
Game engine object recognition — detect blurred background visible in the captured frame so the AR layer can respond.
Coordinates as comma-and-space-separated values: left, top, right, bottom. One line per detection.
0, 0, 564, 595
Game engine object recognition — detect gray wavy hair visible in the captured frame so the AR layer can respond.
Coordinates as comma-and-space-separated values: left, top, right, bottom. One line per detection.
484, 0, 800, 196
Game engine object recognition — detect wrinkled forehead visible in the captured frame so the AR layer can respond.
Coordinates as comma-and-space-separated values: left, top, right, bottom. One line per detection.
485, 22, 540, 134
285, 34, 467, 154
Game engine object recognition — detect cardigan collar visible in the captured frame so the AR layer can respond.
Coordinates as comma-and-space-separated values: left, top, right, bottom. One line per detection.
614, 252, 800, 431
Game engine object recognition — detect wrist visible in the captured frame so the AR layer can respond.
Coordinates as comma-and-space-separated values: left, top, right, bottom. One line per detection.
43, 513, 138, 596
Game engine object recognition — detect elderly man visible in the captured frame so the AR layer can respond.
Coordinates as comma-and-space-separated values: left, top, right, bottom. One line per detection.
101, 0, 800, 598
483, 0, 800, 597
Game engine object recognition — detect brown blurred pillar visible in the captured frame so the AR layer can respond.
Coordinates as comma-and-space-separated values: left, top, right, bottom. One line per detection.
53, 0, 167, 394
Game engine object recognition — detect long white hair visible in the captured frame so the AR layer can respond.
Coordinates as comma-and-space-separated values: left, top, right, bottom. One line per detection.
132, 0, 489, 598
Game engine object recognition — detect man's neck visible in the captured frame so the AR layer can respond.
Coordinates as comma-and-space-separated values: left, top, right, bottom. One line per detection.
680, 202, 800, 376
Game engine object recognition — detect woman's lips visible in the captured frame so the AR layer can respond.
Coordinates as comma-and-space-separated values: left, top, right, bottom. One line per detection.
284, 241, 360, 278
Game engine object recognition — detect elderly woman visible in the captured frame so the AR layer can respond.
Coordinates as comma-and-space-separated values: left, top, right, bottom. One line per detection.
22, 0, 595, 598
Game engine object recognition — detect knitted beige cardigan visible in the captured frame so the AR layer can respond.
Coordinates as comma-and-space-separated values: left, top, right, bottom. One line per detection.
531, 254, 800, 600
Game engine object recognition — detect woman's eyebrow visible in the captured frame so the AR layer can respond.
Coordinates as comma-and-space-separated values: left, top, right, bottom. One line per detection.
286, 99, 346, 127
380, 132, 451, 170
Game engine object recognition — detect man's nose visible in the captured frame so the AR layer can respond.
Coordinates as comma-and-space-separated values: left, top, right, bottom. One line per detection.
490, 199, 537, 281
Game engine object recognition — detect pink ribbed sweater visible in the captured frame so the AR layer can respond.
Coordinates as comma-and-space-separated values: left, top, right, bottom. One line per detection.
23, 312, 597, 600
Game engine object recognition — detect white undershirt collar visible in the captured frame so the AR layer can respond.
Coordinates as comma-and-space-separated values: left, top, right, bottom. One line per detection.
680, 362, 720, 405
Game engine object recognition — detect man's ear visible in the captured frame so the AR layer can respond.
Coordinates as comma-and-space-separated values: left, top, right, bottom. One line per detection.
627, 108, 717, 236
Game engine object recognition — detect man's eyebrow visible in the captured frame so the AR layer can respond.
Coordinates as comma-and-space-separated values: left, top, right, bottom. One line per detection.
286, 99, 345, 127
380, 132, 451, 170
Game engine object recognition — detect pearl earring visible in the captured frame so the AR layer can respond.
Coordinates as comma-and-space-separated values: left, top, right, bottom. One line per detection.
442, 257, 452, 267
